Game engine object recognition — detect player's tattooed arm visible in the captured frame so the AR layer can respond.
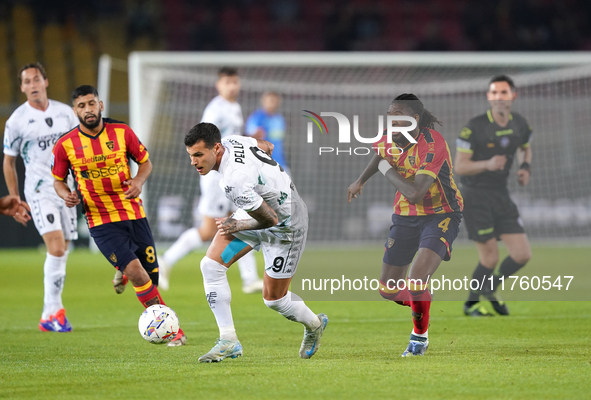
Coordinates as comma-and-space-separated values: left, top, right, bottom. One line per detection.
256, 139, 274, 156
216, 200, 279, 234
348, 153, 381, 202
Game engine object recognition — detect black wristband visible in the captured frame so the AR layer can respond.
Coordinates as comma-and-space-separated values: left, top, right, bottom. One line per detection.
519, 162, 530, 171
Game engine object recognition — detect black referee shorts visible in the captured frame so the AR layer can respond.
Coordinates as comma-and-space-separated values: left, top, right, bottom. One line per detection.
462, 186, 525, 243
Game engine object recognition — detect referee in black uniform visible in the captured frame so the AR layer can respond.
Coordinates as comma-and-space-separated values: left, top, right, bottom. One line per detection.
455, 75, 532, 316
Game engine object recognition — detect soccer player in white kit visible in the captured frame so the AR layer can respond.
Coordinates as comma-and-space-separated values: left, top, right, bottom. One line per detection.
3, 63, 78, 332
159, 67, 263, 293
184, 122, 329, 363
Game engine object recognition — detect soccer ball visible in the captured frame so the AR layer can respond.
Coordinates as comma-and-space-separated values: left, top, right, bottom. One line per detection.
138, 304, 180, 344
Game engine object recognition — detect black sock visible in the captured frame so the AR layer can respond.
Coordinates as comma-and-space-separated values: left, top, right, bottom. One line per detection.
498, 256, 526, 277
465, 263, 493, 306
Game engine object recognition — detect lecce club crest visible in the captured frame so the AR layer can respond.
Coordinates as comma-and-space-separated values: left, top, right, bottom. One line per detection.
106, 140, 114, 151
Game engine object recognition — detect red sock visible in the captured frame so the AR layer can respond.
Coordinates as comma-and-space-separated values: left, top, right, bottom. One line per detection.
134, 281, 165, 308
379, 280, 411, 306
409, 289, 431, 334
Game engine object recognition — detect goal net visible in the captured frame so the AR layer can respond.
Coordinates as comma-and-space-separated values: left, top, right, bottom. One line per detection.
128, 52, 591, 245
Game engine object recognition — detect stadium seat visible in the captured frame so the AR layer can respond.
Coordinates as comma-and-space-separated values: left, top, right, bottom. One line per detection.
41, 24, 69, 103
12, 4, 36, 69
0, 22, 11, 104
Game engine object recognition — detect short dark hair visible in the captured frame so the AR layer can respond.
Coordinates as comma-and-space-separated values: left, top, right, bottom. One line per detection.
185, 123, 221, 149
218, 67, 239, 78
71, 85, 99, 103
489, 74, 516, 91
19, 62, 47, 85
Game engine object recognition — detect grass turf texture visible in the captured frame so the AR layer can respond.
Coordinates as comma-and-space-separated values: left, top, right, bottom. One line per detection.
1, 245, 590, 399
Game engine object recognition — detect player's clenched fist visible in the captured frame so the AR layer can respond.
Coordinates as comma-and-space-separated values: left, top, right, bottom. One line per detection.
123, 179, 143, 199
64, 192, 80, 208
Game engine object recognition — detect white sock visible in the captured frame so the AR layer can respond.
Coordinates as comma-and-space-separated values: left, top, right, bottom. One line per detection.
42, 252, 67, 320
412, 329, 428, 339
264, 291, 320, 330
163, 227, 203, 267
201, 256, 237, 341
237, 251, 260, 284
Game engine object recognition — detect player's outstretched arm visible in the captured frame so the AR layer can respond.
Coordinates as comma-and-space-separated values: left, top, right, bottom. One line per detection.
3, 155, 31, 225
216, 200, 278, 235
54, 179, 80, 208
0, 195, 25, 217
348, 153, 381, 202
123, 159, 152, 199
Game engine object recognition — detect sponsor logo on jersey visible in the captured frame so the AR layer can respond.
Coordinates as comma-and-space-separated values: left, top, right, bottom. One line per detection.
45, 118, 53, 127
80, 162, 126, 179
28, 119, 35, 124
81, 154, 117, 164
38, 133, 61, 150
224, 186, 233, 194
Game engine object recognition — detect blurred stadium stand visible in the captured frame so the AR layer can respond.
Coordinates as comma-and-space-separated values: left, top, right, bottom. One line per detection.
2, 0, 591, 112
1, 0, 591, 247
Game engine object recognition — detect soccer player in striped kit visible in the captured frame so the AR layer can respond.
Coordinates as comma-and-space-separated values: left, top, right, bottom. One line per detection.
348, 94, 463, 356
52, 85, 186, 346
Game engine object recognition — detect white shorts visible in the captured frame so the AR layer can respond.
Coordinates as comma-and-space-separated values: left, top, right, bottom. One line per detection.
29, 195, 78, 240
231, 209, 308, 279
198, 171, 235, 218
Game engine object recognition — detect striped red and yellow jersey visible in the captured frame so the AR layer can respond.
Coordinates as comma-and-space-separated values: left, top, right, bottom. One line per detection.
52, 118, 148, 228
374, 128, 463, 216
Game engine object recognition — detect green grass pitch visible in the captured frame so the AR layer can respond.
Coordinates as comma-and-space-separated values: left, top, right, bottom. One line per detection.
1, 245, 590, 399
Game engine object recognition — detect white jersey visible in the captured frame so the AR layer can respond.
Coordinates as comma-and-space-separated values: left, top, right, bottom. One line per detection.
201, 95, 243, 137
218, 135, 307, 233
3, 100, 78, 200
